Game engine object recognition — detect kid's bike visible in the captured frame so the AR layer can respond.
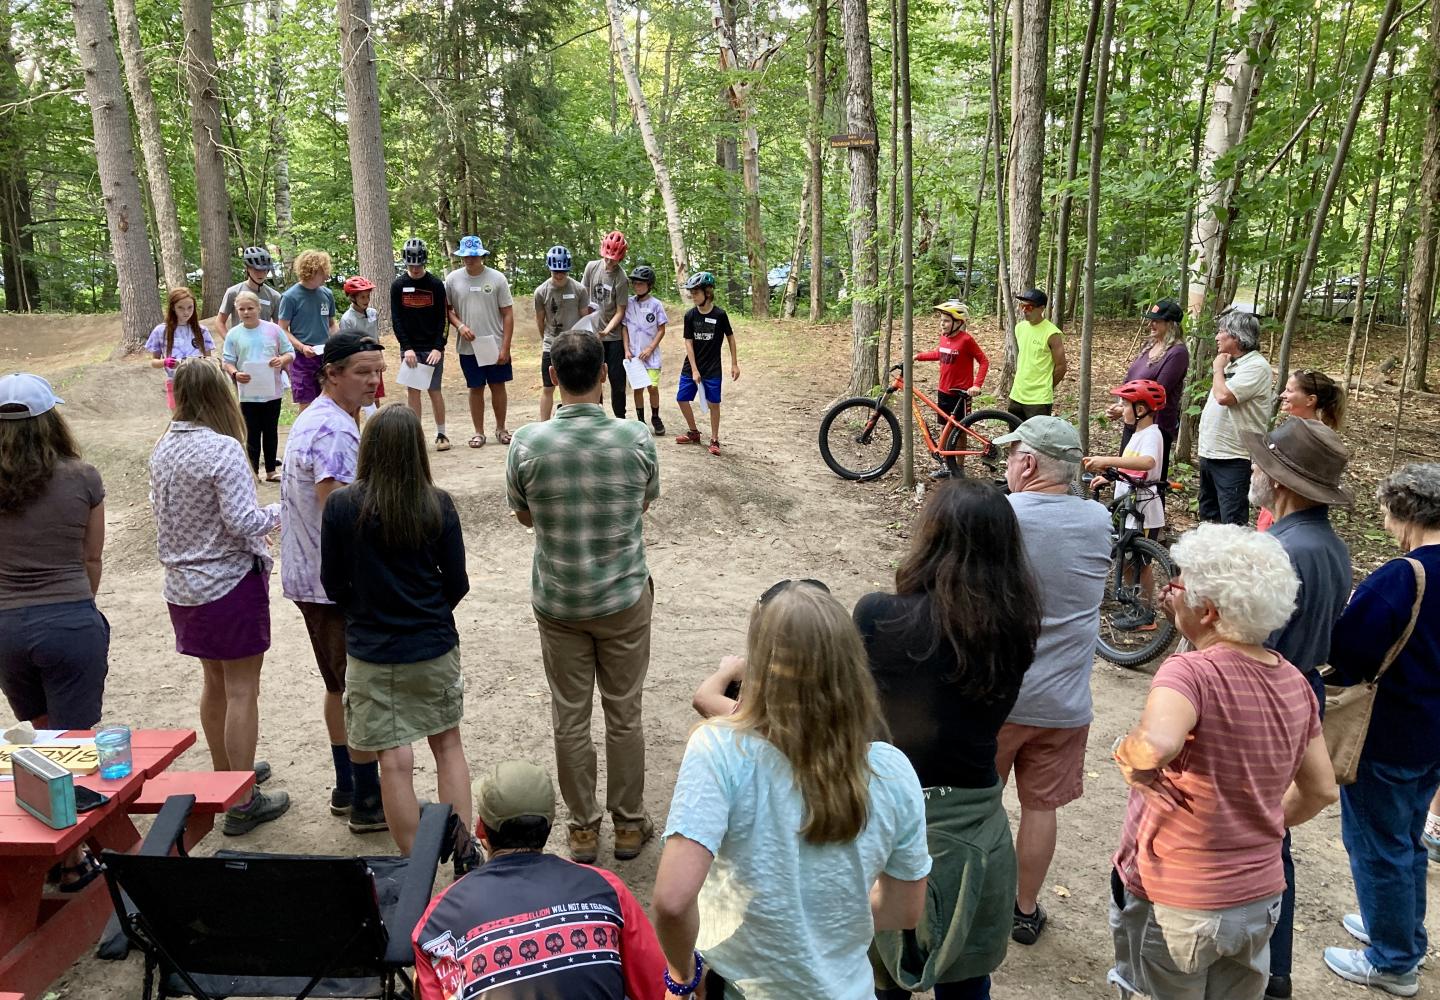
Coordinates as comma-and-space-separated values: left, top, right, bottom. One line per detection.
819, 366, 1021, 483
1086, 470, 1182, 669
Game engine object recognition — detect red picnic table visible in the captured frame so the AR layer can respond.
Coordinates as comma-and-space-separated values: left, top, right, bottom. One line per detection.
0, 729, 255, 1000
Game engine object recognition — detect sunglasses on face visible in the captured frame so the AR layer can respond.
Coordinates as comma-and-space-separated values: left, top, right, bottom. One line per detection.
758, 578, 830, 605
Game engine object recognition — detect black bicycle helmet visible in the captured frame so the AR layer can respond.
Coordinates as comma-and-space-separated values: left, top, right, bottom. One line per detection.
628, 264, 657, 285
242, 246, 273, 270
402, 238, 428, 265
684, 271, 716, 290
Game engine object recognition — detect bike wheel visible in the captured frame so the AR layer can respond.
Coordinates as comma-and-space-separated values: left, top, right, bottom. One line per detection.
1096, 535, 1179, 669
818, 398, 902, 481
942, 408, 1022, 483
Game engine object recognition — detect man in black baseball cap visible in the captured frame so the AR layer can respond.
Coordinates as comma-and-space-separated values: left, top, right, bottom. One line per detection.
1008, 288, 1066, 420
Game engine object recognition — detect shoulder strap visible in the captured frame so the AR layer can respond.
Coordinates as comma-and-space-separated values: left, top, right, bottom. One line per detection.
1373, 557, 1427, 685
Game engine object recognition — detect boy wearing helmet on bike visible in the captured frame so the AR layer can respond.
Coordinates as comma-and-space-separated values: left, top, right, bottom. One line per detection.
917, 299, 989, 419
533, 245, 593, 421
622, 264, 667, 435
582, 231, 632, 419
391, 238, 451, 449
676, 271, 738, 455
218, 245, 283, 335
1082, 379, 1168, 628
341, 276, 386, 416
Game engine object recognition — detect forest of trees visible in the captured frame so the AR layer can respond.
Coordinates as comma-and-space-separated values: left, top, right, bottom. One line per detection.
0, 0, 1436, 398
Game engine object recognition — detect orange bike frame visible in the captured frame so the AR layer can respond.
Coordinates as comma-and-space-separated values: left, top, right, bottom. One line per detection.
886, 373, 990, 458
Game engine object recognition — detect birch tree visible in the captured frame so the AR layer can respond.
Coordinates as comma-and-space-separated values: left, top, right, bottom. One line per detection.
807, 0, 828, 320
607, 0, 689, 295
72, 0, 161, 352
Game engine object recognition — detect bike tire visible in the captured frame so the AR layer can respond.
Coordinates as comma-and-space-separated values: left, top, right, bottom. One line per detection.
1096, 535, 1179, 669
941, 408, 1022, 482
818, 398, 902, 481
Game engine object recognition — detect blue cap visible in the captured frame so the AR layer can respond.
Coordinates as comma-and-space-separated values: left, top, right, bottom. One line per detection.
455, 236, 489, 257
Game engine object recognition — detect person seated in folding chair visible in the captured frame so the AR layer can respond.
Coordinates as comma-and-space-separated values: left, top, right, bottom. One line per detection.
411, 760, 668, 999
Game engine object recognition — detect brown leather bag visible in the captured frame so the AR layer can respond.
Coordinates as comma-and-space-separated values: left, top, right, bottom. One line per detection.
1322, 558, 1426, 785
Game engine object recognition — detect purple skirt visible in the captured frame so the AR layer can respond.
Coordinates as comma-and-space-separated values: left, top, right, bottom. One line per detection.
168, 569, 271, 661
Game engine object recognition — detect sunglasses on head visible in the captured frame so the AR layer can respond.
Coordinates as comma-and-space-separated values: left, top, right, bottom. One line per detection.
758, 578, 830, 605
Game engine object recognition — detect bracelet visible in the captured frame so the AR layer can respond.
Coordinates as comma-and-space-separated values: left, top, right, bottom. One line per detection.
663, 951, 703, 996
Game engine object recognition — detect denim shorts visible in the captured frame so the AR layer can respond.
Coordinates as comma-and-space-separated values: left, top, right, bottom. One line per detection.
0, 599, 110, 727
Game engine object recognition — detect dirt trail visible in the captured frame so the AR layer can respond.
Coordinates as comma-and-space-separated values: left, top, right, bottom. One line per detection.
4, 311, 1436, 998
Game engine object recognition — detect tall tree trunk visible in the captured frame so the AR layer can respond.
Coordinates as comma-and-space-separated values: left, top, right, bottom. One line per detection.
1079, 0, 1116, 451
338, 0, 395, 330
0, 3, 39, 311
114, 0, 187, 290
182, 0, 231, 316
1405, 0, 1440, 391
1343, 47, 1395, 389
962, 119, 991, 303
1178, 2, 1222, 303
899, 0, 915, 486
608, 0, 689, 294
1007, 0, 1050, 296
268, 0, 291, 267
840, 0, 880, 394
1053, 0, 1101, 325
782, 174, 810, 317
72, 0, 162, 352
989, 0, 1016, 383
807, 0, 828, 320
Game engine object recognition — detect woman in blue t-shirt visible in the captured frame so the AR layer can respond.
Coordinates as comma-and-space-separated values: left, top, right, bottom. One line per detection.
653, 582, 931, 1000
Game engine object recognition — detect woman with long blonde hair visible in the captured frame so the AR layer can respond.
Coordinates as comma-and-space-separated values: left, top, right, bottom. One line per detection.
652, 582, 931, 999
146, 287, 214, 410
149, 358, 289, 835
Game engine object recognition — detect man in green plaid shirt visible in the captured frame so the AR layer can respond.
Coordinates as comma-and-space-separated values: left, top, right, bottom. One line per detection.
506, 329, 660, 866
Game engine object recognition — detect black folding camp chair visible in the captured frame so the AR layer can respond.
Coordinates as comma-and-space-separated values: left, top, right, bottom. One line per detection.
101, 797, 451, 1000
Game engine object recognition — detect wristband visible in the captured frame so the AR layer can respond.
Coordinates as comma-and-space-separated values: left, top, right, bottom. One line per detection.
663, 951, 703, 996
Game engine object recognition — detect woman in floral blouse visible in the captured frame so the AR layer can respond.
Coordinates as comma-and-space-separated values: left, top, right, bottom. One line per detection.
148, 358, 289, 836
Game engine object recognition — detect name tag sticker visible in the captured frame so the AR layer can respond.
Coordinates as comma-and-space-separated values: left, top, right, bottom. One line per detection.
403, 286, 415, 293
563, 294, 575, 300
705, 317, 718, 324
319, 305, 329, 315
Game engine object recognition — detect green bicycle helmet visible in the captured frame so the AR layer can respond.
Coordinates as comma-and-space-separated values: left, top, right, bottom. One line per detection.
684, 271, 716, 290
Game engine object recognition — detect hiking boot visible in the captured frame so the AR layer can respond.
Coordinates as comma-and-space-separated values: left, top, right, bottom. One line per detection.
1011, 902, 1047, 945
1265, 975, 1291, 999
1112, 607, 1158, 632
1324, 947, 1419, 996
347, 795, 388, 834
436, 433, 452, 452
329, 787, 352, 816
254, 760, 272, 785
613, 818, 655, 861
223, 789, 291, 836
569, 826, 600, 864
651, 414, 667, 436
676, 429, 701, 445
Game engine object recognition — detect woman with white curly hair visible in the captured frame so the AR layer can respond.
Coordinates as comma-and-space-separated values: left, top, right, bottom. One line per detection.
1108, 523, 1338, 1000
1322, 463, 1440, 997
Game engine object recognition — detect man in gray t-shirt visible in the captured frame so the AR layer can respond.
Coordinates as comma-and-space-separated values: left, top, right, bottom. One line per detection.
991, 416, 1112, 947
444, 236, 515, 446
218, 245, 283, 335
581, 232, 631, 418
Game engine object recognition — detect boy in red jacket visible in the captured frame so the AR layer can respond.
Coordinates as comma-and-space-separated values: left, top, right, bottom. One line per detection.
916, 299, 989, 418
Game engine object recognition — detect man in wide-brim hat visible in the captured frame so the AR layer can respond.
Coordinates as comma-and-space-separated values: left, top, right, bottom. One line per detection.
1243, 416, 1353, 1000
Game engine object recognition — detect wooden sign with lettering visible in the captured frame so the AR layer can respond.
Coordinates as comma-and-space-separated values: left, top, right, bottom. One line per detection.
828, 133, 878, 148
0, 742, 99, 775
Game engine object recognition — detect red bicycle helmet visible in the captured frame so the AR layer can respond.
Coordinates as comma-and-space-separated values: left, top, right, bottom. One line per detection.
1111, 379, 1167, 413
600, 230, 629, 262
343, 276, 376, 296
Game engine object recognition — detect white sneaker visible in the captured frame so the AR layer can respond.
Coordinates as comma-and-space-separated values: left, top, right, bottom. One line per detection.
1324, 947, 1420, 997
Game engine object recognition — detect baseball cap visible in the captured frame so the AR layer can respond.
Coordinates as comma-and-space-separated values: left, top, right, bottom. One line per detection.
455, 235, 489, 257
321, 331, 384, 366
0, 373, 63, 420
1015, 288, 1048, 307
1144, 299, 1184, 323
992, 415, 1083, 462
475, 760, 556, 829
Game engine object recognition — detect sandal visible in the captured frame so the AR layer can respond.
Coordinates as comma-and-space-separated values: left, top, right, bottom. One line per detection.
265, 470, 281, 482
468, 434, 486, 449
56, 851, 104, 893
496, 428, 513, 445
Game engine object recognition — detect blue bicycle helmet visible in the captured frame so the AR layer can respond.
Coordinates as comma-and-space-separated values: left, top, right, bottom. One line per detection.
545, 245, 572, 272
684, 271, 716, 290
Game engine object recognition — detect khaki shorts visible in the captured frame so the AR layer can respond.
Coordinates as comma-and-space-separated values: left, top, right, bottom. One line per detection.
995, 722, 1090, 810
343, 646, 463, 752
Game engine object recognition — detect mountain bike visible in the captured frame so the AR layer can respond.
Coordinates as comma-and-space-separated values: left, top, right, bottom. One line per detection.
1086, 470, 1182, 669
818, 366, 1021, 483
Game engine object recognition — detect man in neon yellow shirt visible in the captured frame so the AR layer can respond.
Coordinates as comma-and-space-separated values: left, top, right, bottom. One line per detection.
1008, 288, 1067, 419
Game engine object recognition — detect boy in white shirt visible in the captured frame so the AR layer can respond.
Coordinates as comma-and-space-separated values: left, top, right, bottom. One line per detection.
621, 264, 667, 435
340, 276, 385, 416
1083, 379, 1168, 629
